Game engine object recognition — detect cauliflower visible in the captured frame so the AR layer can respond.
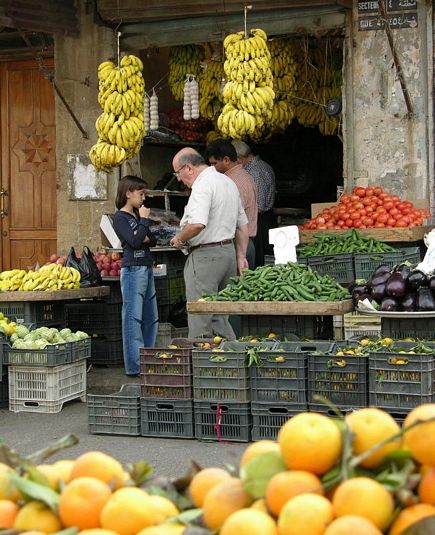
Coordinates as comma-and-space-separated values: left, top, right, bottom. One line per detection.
16, 325, 30, 339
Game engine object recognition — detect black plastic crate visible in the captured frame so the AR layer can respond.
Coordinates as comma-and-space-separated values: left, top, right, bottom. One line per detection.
90, 337, 123, 367
101, 279, 123, 304
194, 401, 251, 442
0, 373, 8, 408
239, 315, 333, 340
65, 302, 122, 339
88, 384, 141, 436
307, 351, 368, 410
158, 303, 170, 323
381, 317, 435, 340
250, 341, 334, 405
251, 402, 305, 440
308, 253, 355, 285
140, 398, 194, 438
153, 250, 186, 276
155, 275, 186, 305
354, 247, 421, 281
0, 302, 65, 328
369, 345, 435, 411
139, 347, 192, 399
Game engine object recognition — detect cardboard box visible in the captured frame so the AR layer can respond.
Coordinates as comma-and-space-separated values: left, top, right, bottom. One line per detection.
100, 214, 122, 249
311, 199, 430, 217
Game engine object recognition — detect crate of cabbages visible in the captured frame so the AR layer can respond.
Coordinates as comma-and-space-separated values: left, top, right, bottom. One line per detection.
3, 325, 90, 366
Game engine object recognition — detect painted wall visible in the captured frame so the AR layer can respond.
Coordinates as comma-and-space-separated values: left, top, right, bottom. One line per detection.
343, 1, 433, 205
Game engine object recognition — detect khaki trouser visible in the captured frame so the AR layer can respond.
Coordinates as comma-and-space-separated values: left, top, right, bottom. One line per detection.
184, 242, 236, 339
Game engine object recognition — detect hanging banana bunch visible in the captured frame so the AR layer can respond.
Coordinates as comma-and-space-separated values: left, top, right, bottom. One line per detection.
198, 58, 225, 121
217, 28, 274, 141
90, 55, 146, 173
269, 39, 297, 133
168, 45, 205, 101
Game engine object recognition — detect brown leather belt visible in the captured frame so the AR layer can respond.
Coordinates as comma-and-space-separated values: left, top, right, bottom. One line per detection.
189, 239, 234, 251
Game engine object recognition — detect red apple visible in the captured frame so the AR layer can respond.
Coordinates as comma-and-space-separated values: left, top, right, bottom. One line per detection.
111, 252, 121, 261
56, 257, 66, 265
101, 269, 109, 277
109, 269, 118, 276
49, 254, 59, 263
96, 262, 103, 271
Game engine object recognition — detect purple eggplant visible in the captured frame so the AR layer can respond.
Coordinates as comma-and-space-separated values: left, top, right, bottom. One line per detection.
371, 283, 387, 303
407, 270, 428, 290
373, 265, 391, 277
352, 284, 371, 305
386, 272, 406, 298
416, 287, 435, 311
428, 275, 435, 293
381, 297, 399, 311
401, 293, 416, 312
394, 263, 412, 282
371, 271, 392, 287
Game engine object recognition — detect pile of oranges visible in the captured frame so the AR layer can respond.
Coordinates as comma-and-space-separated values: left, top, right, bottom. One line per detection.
1, 403, 435, 534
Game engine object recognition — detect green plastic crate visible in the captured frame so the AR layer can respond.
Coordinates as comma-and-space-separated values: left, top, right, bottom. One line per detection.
353, 246, 421, 280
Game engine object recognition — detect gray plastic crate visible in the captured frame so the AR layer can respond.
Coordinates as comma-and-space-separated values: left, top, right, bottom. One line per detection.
90, 337, 123, 367
88, 384, 141, 436
354, 246, 421, 281
0, 372, 8, 408
369, 343, 435, 411
381, 317, 435, 340
239, 315, 333, 340
308, 253, 355, 285
194, 401, 251, 442
140, 398, 194, 438
251, 402, 305, 441
0, 301, 65, 328
192, 342, 274, 402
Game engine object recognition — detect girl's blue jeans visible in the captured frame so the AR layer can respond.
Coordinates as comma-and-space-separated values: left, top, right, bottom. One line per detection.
120, 265, 158, 375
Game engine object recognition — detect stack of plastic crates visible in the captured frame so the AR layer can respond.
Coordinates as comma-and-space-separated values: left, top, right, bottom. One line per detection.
307, 340, 368, 416
139, 338, 202, 439
88, 383, 141, 436
239, 314, 333, 341
0, 302, 65, 328
65, 301, 123, 366
5, 336, 90, 413
0, 340, 6, 409
192, 341, 274, 443
154, 274, 186, 322
251, 341, 333, 440
368, 341, 435, 422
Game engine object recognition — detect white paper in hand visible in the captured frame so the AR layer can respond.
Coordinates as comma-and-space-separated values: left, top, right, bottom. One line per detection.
269, 226, 300, 264
418, 229, 435, 274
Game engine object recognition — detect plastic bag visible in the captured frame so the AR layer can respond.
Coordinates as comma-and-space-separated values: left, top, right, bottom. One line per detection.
80, 246, 102, 287
65, 247, 82, 273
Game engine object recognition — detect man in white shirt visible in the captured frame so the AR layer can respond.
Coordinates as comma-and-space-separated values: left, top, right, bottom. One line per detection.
170, 147, 249, 339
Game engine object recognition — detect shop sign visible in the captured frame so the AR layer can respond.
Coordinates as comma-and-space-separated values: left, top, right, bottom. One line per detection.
358, 11, 418, 31
357, 0, 417, 13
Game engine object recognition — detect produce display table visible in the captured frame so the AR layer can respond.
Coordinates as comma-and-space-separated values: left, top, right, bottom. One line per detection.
299, 225, 433, 244
0, 286, 110, 302
187, 299, 354, 316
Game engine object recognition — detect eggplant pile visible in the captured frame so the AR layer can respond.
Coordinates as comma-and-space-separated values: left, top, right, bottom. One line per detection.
351, 263, 435, 312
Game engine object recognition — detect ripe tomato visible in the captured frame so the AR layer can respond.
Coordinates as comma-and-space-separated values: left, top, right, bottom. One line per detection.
350, 195, 360, 203
383, 201, 394, 211
391, 195, 400, 202
374, 222, 386, 227
387, 217, 396, 226
389, 208, 399, 217
353, 220, 362, 228
377, 213, 389, 224
340, 195, 351, 204
362, 217, 374, 227
379, 192, 388, 200
395, 219, 408, 227
373, 187, 383, 196
362, 197, 372, 206
354, 187, 366, 197
365, 187, 374, 197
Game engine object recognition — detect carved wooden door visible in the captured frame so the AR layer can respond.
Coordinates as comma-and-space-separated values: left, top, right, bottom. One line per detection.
0, 59, 57, 271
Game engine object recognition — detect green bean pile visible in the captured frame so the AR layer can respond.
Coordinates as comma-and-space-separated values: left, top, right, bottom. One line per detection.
298, 229, 397, 256
201, 263, 350, 302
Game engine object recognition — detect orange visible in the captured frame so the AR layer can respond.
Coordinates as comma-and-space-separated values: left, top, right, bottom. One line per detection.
220, 508, 278, 535
403, 404, 435, 466
332, 477, 394, 531
251, 498, 269, 513
389, 503, 435, 535
100, 486, 155, 535
418, 467, 435, 505
70, 451, 124, 489
0, 499, 19, 528
278, 412, 342, 475
17, 532, 47, 535
14, 501, 62, 533
52, 459, 74, 484
136, 526, 186, 535
345, 408, 401, 469
324, 515, 383, 534
0, 463, 20, 502
147, 494, 179, 523
79, 531, 119, 535
36, 464, 61, 490
265, 470, 324, 517
189, 467, 232, 507
240, 441, 281, 467
59, 476, 112, 529
203, 477, 253, 531
277, 493, 334, 535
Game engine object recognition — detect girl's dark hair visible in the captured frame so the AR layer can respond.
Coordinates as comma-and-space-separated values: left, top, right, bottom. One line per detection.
115, 175, 148, 210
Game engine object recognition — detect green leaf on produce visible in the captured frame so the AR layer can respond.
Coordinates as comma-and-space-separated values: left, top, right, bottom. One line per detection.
167, 507, 203, 525
9, 473, 60, 511
403, 516, 435, 534
182, 527, 213, 535
127, 460, 153, 485
240, 451, 287, 498
53, 529, 79, 535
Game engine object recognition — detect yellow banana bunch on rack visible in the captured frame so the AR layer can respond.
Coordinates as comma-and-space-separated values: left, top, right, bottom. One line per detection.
168, 45, 205, 101
0, 265, 81, 292
218, 28, 274, 141
198, 58, 224, 121
90, 55, 146, 172
291, 41, 342, 136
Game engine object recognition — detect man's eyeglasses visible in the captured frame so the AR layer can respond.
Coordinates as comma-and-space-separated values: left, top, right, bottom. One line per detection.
173, 164, 187, 178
